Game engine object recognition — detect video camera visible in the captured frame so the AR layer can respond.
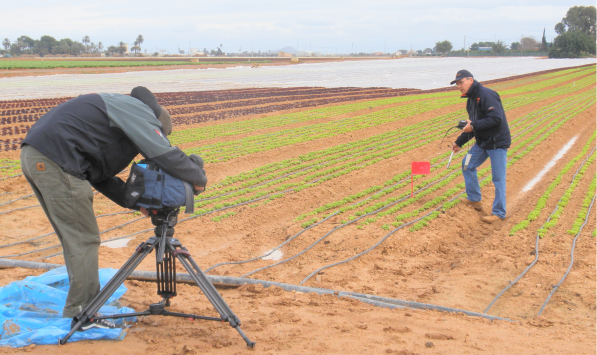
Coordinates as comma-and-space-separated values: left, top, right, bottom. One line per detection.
124, 156, 205, 214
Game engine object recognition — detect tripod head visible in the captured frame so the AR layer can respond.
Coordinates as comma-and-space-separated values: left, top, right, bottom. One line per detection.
150, 208, 179, 228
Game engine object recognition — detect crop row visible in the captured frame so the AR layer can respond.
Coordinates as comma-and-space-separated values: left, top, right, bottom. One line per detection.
191, 88, 585, 224
510, 131, 596, 236
218, 88, 596, 280
361, 94, 594, 232
171, 68, 595, 148
294, 89, 595, 229
183, 97, 458, 162
499, 66, 595, 95
189, 111, 462, 217
156, 87, 415, 106
166, 88, 418, 116
567, 175, 596, 235
407, 94, 596, 232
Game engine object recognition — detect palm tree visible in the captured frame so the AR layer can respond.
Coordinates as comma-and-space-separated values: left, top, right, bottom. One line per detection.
118, 41, 127, 56
135, 34, 144, 54
82, 35, 90, 53
2, 38, 10, 52
98, 42, 104, 53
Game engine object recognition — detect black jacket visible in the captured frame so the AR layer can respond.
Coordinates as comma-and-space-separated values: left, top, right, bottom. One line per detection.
22, 93, 206, 208
455, 81, 511, 150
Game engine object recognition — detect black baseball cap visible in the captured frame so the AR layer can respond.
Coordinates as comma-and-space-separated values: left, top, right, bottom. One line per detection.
130, 86, 172, 136
450, 70, 474, 85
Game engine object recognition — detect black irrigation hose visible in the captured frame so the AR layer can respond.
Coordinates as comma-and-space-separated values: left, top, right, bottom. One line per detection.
0, 193, 35, 207
197, 120, 454, 207
0, 204, 39, 216
241, 169, 461, 278
538, 195, 596, 315
484, 145, 596, 314
205, 155, 456, 273
2, 93, 589, 263
298, 117, 578, 284
0, 164, 18, 169
36, 228, 156, 261
0, 258, 512, 322
0, 173, 23, 181
2, 94, 572, 263
0, 216, 147, 258
300, 191, 467, 284
212, 99, 575, 278
0, 211, 136, 250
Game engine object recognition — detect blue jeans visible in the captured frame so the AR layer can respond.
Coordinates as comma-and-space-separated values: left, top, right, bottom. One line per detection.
461, 144, 507, 218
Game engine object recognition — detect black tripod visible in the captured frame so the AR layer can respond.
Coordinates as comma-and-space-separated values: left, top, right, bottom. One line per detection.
60, 208, 255, 348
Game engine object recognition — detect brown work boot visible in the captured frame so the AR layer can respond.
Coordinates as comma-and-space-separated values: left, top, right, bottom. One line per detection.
481, 214, 502, 224
458, 198, 482, 211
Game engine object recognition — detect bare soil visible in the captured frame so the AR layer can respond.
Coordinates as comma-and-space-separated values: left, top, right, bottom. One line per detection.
0, 68, 594, 354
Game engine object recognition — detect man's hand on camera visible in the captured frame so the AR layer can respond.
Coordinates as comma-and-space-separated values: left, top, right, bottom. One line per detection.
140, 207, 150, 217
462, 119, 473, 132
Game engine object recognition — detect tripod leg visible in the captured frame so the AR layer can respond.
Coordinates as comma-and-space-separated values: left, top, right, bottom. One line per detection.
172, 247, 255, 348
59, 239, 157, 345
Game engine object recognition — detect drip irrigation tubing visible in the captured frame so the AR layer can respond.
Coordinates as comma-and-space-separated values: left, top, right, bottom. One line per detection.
484, 146, 596, 314
297, 115, 587, 285
0, 204, 39, 216
0, 173, 23, 181
0, 193, 34, 207
0, 215, 146, 258
2, 90, 591, 261
240, 168, 462, 278
210, 95, 580, 278
0, 93, 580, 262
0, 258, 512, 322
241, 101, 580, 282
537, 195, 595, 315
205, 155, 456, 273
0, 210, 136, 250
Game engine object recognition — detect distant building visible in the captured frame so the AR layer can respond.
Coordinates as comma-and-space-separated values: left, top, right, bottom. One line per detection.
373, 52, 384, 56
478, 47, 492, 51
278, 51, 292, 57
123, 43, 129, 55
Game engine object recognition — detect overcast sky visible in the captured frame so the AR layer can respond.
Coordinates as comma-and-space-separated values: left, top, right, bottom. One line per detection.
2, 1, 594, 54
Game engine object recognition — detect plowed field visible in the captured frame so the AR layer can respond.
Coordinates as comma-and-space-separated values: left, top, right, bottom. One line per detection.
0, 64, 595, 354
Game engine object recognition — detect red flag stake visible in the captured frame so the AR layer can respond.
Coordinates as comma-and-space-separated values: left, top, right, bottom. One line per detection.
411, 162, 431, 198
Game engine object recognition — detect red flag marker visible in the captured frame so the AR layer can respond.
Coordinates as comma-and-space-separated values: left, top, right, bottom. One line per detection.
411, 162, 430, 197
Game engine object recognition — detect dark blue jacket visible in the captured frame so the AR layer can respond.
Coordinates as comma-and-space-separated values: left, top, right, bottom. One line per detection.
455, 81, 511, 150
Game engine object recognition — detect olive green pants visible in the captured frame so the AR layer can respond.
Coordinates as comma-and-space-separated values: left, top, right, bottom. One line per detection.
20, 145, 100, 318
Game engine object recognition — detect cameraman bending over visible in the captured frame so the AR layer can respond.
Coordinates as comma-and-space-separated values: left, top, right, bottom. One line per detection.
450, 70, 511, 223
20, 87, 207, 330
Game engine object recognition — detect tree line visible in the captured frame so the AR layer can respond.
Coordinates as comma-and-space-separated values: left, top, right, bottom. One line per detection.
1, 35, 145, 57
549, 6, 596, 58
433, 6, 595, 58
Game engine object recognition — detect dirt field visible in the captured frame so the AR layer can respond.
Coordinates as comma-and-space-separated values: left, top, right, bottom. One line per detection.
0, 65, 595, 354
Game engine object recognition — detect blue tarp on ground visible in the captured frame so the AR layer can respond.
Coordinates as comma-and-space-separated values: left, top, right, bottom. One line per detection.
0, 267, 136, 347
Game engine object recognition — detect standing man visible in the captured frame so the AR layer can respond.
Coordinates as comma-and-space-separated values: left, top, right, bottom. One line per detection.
20, 87, 207, 330
450, 70, 511, 223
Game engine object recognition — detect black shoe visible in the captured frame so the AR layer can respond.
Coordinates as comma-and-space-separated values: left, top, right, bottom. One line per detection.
71, 313, 117, 331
